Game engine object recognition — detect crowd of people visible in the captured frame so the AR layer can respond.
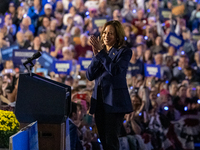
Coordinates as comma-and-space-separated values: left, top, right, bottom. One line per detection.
0, 0, 200, 150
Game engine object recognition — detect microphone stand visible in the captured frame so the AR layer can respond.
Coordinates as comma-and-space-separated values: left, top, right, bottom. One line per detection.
23, 58, 35, 77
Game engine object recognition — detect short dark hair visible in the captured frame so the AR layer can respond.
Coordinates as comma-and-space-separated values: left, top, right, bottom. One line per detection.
100, 20, 125, 49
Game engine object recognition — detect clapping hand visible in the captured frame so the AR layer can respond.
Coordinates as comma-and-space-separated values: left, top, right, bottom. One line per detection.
89, 35, 103, 56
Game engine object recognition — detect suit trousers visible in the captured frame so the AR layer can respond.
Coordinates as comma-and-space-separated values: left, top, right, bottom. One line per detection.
95, 85, 125, 150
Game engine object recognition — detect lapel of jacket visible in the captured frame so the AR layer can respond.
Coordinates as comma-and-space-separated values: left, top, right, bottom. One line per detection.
108, 47, 121, 61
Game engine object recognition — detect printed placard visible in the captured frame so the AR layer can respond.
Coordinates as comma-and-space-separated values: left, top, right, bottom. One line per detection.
78, 57, 92, 71
165, 32, 184, 49
1, 45, 19, 61
144, 64, 161, 78
12, 49, 37, 65
38, 52, 56, 71
53, 60, 72, 74
192, 33, 200, 41
92, 17, 109, 29
159, 8, 171, 21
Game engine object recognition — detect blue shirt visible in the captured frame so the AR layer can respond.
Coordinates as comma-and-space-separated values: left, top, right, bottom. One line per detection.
127, 59, 144, 77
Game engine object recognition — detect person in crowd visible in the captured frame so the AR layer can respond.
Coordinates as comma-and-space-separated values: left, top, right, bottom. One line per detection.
69, 102, 84, 150
112, 9, 123, 22
27, 0, 44, 28
54, 1, 65, 15
98, 0, 111, 18
0, 25, 14, 46
19, 16, 35, 34
87, 20, 133, 150
128, 49, 144, 77
136, 43, 145, 61
32, 36, 42, 51
24, 30, 34, 46
50, 35, 64, 59
4, 13, 17, 36
123, 23, 136, 48
155, 53, 172, 80
183, 66, 200, 83
63, 6, 84, 27
8, 2, 18, 26
192, 51, 200, 76
16, 31, 31, 49
173, 55, 189, 82
37, 3, 54, 29
37, 17, 50, 35
132, 9, 148, 35
39, 28, 51, 53
181, 28, 196, 64
150, 35, 167, 55
143, 49, 153, 64
74, 33, 92, 60
63, 33, 75, 51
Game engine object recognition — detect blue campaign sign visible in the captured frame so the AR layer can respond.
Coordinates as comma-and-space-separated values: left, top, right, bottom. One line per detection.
159, 8, 171, 22
92, 17, 109, 29
11, 130, 29, 150
1, 45, 19, 61
144, 64, 161, 78
38, 52, 56, 72
53, 60, 72, 74
28, 121, 39, 150
165, 32, 184, 49
78, 57, 92, 71
0, 15, 4, 28
10, 121, 39, 150
12, 49, 37, 65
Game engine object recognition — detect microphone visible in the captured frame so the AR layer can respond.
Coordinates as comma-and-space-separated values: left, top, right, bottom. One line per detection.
23, 51, 42, 65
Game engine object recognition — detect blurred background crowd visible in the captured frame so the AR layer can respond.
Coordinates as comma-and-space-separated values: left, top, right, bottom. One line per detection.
0, 0, 200, 150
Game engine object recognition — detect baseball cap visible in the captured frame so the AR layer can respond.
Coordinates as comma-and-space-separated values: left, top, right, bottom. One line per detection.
44, 4, 52, 9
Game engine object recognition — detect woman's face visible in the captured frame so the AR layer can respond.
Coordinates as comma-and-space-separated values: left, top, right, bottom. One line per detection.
124, 26, 131, 37
144, 50, 151, 61
34, 0, 40, 6
155, 36, 162, 46
43, 18, 50, 28
131, 96, 141, 110
34, 37, 41, 46
102, 25, 116, 48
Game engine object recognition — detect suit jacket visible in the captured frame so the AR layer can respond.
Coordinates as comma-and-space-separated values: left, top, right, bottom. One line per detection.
86, 46, 133, 114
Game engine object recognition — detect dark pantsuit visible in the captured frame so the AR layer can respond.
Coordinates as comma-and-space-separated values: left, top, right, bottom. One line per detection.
95, 85, 124, 150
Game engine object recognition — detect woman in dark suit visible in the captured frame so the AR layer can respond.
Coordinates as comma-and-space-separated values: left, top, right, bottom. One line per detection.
86, 20, 133, 150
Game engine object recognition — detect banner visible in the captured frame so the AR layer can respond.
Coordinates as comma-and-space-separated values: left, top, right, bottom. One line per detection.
165, 32, 184, 49
52, 60, 72, 74
159, 8, 171, 22
12, 49, 37, 65
78, 57, 92, 71
92, 17, 109, 29
1, 45, 19, 61
144, 64, 161, 78
38, 52, 56, 72
172, 4, 185, 16
9, 121, 39, 150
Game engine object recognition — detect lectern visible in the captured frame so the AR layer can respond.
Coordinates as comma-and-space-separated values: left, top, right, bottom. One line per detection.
15, 73, 71, 150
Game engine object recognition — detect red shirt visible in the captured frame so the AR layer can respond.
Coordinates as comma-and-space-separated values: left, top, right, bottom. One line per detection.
132, 18, 148, 35
75, 44, 93, 60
